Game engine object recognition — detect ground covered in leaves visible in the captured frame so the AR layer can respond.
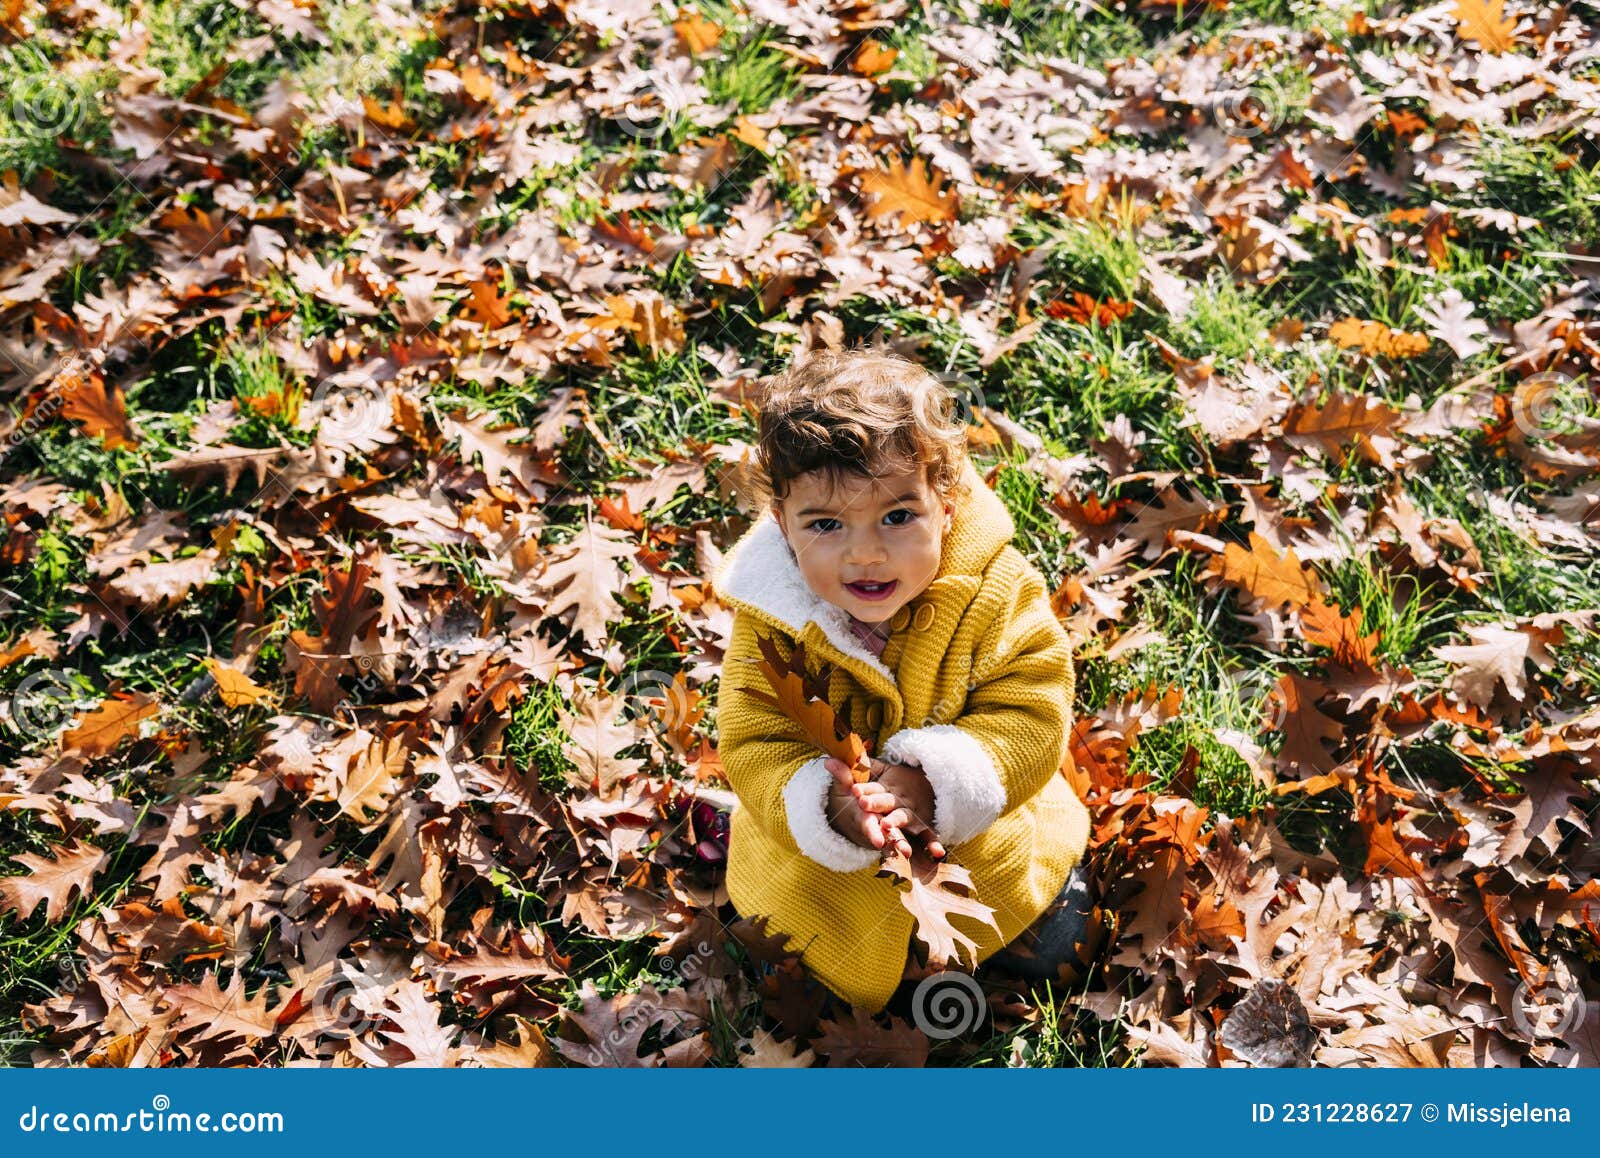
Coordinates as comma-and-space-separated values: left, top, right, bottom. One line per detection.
2, 0, 1600, 1067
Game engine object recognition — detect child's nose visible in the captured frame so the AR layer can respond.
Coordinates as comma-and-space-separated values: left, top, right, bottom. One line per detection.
843, 536, 887, 565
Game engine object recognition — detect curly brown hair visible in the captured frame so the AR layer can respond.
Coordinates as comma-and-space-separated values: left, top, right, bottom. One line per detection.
748, 344, 972, 515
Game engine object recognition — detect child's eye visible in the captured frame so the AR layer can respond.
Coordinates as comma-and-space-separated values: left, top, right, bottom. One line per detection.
806, 518, 839, 533
884, 509, 917, 526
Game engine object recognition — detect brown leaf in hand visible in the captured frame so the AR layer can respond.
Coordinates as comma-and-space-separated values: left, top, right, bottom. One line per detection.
879, 850, 1001, 970
741, 633, 870, 776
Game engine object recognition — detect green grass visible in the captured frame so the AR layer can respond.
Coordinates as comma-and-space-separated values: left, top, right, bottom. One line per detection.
5, 0, 1600, 1071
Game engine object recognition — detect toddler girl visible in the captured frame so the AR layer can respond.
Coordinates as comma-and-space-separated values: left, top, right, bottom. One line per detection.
713, 346, 1091, 1016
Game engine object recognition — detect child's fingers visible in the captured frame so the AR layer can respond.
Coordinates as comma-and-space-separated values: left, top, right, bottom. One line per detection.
881, 807, 916, 831
823, 758, 858, 789
854, 786, 897, 813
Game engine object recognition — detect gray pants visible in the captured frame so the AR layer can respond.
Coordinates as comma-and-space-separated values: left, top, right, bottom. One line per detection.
982, 862, 1092, 981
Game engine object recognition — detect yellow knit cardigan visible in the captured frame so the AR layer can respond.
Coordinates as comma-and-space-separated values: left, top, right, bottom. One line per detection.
711, 456, 1090, 1012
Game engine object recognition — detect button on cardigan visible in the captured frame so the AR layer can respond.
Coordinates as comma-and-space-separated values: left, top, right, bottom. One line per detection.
712, 456, 1091, 1013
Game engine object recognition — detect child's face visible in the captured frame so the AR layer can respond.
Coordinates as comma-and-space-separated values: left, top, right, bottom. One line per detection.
773, 463, 952, 626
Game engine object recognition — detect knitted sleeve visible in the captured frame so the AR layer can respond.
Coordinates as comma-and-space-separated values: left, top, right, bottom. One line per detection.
880, 555, 1074, 849
716, 609, 881, 873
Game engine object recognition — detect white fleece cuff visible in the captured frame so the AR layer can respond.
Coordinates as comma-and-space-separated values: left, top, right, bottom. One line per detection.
781, 756, 881, 873
881, 724, 1006, 848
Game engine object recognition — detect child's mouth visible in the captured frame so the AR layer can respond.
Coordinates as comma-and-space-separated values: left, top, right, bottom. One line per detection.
844, 579, 897, 601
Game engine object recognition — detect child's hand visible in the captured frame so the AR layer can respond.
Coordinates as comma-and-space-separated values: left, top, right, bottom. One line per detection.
825, 775, 886, 852
824, 756, 946, 861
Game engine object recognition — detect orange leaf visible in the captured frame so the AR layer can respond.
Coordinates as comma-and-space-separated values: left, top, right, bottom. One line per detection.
860, 156, 958, 230
673, 13, 723, 54
1451, 0, 1518, 52
1327, 316, 1430, 359
852, 40, 898, 76
62, 692, 160, 757
461, 277, 516, 329
1298, 597, 1381, 670
60, 374, 138, 450
202, 657, 273, 708
363, 93, 413, 131
1206, 531, 1323, 612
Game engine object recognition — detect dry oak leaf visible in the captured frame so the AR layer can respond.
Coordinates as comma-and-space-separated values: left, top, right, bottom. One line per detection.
738, 1027, 817, 1067
106, 547, 221, 611
879, 851, 1002, 971
1298, 596, 1380, 670
84, 1027, 151, 1068
428, 929, 567, 993
594, 292, 685, 357
202, 657, 273, 707
163, 968, 282, 1046
1283, 391, 1404, 468
1122, 484, 1225, 560
555, 978, 710, 1067
471, 1015, 558, 1068
1219, 978, 1317, 1067
742, 634, 871, 775
0, 839, 108, 922
334, 732, 410, 826
558, 684, 648, 797
441, 410, 543, 494
852, 40, 898, 76
1434, 622, 1555, 710
1268, 673, 1345, 778
1452, 0, 1519, 53
103, 894, 227, 961
62, 691, 160, 757
860, 156, 958, 230
673, 12, 723, 53
811, 1005, 929, 1067
460, 276, 516, 330
1206, 531, 1323, 613
348, 980, 469, 1067
1327, 316, 1429, 359
1358, 791, 1427, 879
159, 444, 288, 491
60, 374, 138, 450
532, 516, 638, 646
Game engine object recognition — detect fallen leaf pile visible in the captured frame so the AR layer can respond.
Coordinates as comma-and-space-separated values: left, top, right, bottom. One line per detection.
0, 0, 1599, 1067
